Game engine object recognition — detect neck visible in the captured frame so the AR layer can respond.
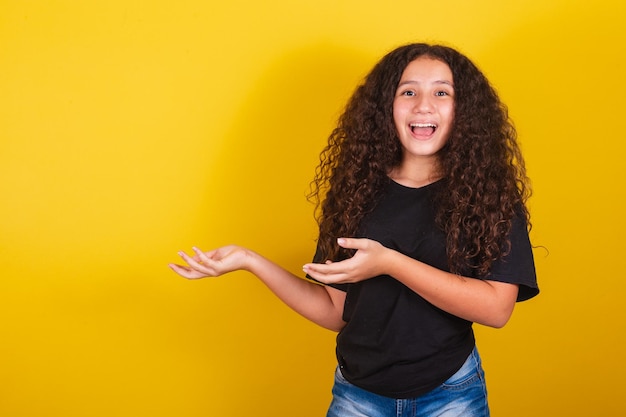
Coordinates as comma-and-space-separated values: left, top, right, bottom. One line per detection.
389, 159, 442, 188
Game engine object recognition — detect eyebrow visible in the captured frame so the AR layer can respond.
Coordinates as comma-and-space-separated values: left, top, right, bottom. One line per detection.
397, 80, 454, 88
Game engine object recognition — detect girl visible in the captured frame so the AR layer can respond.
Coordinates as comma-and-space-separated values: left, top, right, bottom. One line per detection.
169, 43, 539, 417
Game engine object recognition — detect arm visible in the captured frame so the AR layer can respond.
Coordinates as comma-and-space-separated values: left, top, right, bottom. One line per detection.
169, 246, 347, 331
303, 238, 518, 328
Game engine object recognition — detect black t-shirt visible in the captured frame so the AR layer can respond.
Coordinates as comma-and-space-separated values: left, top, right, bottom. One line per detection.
312, 179, 539, 399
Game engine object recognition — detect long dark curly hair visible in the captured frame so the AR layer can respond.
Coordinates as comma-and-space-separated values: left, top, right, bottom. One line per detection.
308, 43, 531, 277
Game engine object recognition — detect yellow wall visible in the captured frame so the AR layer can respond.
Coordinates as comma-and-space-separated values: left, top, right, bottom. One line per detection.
1, 0, 624, 415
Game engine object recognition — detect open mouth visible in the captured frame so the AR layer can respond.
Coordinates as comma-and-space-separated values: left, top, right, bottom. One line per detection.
410, 123, 437, 136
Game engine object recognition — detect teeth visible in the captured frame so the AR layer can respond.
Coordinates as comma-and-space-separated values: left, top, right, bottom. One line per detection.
410, 123, 437, 128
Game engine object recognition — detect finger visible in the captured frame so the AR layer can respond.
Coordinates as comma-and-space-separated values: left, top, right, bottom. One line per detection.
304, 262, 348, 279
305, 268, 350, 284
305, 256, 353, 273
303, 262, 333, 274
178, 250, 212, 273
168, 263, 205, 279
192, 246, 212, 263
203, 248, 220, 260
337, 237, 367, 250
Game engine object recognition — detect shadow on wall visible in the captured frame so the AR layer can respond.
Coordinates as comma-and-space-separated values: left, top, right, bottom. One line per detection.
183, 4, 626, 414
184, 43, 373, 416
202, 42, 373, 265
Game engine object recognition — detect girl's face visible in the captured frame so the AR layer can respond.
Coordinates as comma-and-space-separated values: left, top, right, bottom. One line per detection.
393, 56, 455, 170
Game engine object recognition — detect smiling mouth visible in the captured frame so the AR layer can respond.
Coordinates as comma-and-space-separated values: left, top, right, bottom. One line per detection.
410, 123, 437, 136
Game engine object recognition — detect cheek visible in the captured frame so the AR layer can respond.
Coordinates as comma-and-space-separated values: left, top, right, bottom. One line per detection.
392, 107, 404, 131
443, 105, 455, 124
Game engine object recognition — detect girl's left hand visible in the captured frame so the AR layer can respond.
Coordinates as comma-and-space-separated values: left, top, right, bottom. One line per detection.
303, 238, 390, 284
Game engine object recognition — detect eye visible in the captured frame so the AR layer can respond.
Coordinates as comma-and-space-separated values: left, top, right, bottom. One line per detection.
400, 90, 415, 97
435, 90, 449, 97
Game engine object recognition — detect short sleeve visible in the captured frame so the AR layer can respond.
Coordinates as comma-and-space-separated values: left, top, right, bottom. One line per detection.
486, 214, 539, 302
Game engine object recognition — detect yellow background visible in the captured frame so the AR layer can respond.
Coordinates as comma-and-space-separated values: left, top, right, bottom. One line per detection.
1, 0, 624, 416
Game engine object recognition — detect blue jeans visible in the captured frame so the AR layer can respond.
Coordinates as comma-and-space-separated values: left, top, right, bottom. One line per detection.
326, 347, 489, 417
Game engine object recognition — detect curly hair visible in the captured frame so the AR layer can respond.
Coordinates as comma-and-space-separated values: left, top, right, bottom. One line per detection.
308, 43, 531, 277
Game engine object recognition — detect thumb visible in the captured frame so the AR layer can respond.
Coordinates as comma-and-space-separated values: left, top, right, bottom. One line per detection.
337, 237, 367, 250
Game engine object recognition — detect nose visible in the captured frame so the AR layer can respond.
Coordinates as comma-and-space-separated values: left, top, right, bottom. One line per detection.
413, 94, 434, 113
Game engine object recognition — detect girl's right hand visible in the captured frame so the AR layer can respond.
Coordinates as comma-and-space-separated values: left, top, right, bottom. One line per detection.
168, 245, 251, 279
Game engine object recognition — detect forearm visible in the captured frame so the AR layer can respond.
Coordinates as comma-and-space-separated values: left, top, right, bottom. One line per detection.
244, 250, 346, 331
384, 249, 517, 328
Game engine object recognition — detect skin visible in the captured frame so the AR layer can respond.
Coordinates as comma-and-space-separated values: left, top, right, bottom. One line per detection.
170, 57, 519, 330
170, 246, 347, 331
391, 56, 455, 186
